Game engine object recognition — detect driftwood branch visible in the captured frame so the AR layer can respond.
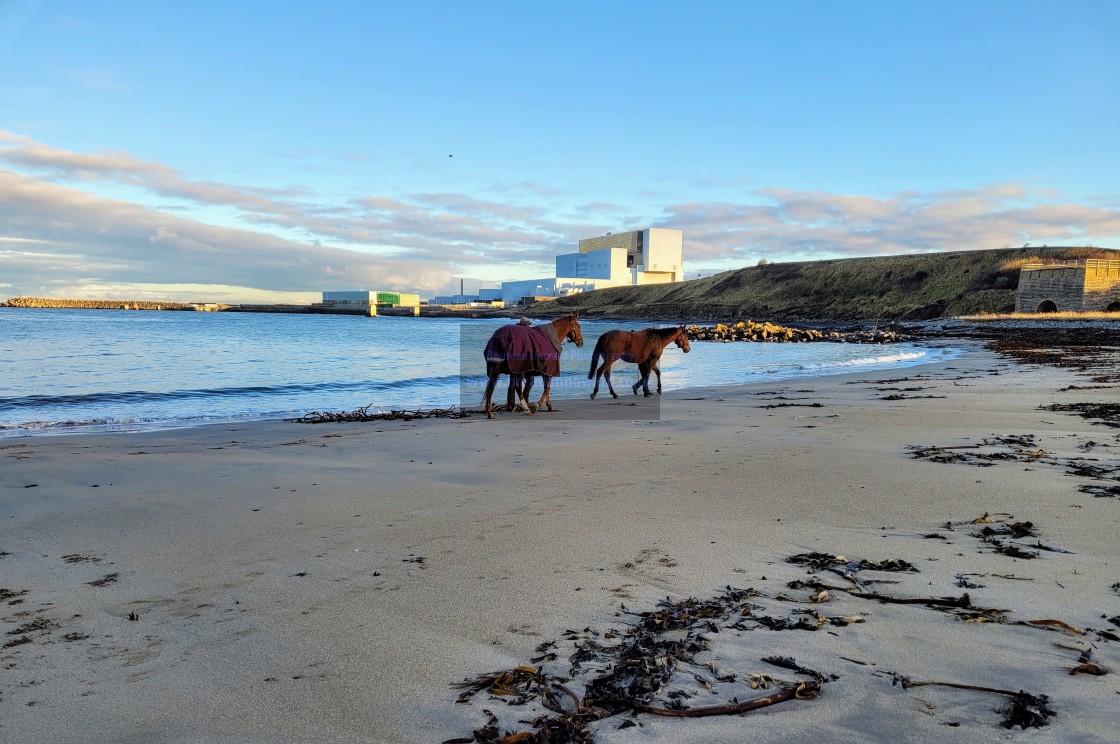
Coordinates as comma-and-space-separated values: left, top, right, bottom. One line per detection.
547, 682, 583, 714
628, 681, 819, 718
891, 675, 1056, 729
895, 677, 1018, 696
848, 591, 973, 608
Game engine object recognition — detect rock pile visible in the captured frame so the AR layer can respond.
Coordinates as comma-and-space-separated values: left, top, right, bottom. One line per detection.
686, 321, 907, 344
841, 328, 910, 344
4, 297, 194, 311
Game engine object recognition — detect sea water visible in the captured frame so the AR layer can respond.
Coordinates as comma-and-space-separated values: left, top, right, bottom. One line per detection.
0, 308, 960, 437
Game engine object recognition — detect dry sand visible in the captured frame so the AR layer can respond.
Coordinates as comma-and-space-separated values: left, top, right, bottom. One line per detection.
1, 342, 1118, 743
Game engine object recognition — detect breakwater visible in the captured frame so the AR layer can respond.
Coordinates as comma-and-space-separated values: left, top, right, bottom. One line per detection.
2, 297, 427, 316
687, 320, 907, 344
3, 297, 204, 311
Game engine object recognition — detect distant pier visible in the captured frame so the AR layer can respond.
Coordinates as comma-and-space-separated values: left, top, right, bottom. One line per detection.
2, 297, 431, 317
2, 297, 217, 311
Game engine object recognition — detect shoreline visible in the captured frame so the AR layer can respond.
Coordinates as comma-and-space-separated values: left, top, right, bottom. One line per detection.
1, 336, 963, 440
1, 341, 1118, 742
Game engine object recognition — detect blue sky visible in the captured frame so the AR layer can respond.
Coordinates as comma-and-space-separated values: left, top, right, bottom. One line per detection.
2, 0, 1118, 302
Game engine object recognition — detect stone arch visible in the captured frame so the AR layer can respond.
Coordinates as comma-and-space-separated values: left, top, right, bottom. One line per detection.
1036, 299, 1058, 313
1107, 300, 1120, 313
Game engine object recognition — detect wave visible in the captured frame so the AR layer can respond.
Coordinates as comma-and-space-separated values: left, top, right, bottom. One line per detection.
721, 347, 959, 383
0, 412, 278, 436
0, 374, 465, 412
796, 349, 931, 370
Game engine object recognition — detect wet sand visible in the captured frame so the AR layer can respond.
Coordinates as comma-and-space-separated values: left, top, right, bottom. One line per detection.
1, 341, 1117, 743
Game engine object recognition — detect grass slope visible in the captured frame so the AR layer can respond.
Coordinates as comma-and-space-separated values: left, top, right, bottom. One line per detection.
535, 246, 1119, 322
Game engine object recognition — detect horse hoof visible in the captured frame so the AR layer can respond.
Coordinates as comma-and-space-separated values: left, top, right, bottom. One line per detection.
611, 393, 619, 399
590, 393, 596, 400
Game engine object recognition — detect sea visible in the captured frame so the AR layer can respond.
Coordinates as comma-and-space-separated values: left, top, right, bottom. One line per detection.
0, 308, 962, 438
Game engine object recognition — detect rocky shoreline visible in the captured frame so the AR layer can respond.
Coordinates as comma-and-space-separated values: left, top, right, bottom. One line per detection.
686, 320, 907, 344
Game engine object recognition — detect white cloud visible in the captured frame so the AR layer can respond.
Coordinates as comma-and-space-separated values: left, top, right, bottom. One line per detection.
1, 131, 1118, 302
663, 187, 1120, 265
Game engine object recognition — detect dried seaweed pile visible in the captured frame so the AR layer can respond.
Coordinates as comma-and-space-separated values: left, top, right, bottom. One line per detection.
289, 405, 476, 424
928, 325, 1120, 384
990, 342, 1119, 382
443, 513, 1114, 742
908, 434, 1048, 466
445, 586, 831, 743
909, 434, 1120, 498
1042, 402, 1120, 428
799, 514, 1117, 644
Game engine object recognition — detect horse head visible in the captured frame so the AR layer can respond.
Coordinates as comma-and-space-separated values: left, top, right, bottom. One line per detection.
564, 313, 584, 347
676, 324, 691, 353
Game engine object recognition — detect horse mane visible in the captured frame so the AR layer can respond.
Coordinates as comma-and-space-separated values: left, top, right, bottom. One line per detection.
647, 326, 683, 340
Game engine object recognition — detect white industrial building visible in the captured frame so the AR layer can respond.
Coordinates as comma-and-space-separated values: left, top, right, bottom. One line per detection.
500, 228, 684, 305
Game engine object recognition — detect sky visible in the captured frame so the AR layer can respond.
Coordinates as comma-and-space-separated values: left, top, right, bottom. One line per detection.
1, 0, 1118, 303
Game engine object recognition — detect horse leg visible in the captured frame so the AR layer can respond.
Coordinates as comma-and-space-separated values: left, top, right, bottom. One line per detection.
522, 376, 537, 413
636, 360, 654, 394
603, 361, 619, 399
653, 359, 663, 394
587, 346, 602, 400
633, 362, 652, 397
506, 374, 520, 411
483, 365, 500, 419
591, 362, 611, 400
538, 376, 553, 412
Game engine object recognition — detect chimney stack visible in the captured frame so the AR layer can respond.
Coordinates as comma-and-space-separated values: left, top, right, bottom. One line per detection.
460, 278, 464, 295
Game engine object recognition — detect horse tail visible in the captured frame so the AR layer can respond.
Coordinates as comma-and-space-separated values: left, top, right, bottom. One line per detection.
588, 343, 601, 379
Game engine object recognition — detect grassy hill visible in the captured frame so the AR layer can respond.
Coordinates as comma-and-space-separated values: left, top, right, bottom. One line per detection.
531, 246, 1120, 322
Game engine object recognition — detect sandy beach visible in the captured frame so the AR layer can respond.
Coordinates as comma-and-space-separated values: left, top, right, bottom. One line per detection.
2, 338, 1118, 743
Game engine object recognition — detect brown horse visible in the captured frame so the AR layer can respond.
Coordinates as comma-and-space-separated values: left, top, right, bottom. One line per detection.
588, 325, 690, 399
482, 314, 583, 418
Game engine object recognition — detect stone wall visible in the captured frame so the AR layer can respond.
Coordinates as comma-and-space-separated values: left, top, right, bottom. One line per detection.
1082, 259, 1120, 311
1016, 260, 1120, 312
1016, 264, 1084, 312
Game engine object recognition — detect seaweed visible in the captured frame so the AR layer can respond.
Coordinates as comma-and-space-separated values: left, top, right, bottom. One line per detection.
1041, 403, 1120, 428
1079, 484, 1120, 498
291, 405, 476, 424
447, 587, 827, 742
889, 676, 1055, 730
1001, 691, 1056, 730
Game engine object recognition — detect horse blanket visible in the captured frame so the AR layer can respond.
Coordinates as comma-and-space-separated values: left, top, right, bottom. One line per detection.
484, 323, 563, 377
